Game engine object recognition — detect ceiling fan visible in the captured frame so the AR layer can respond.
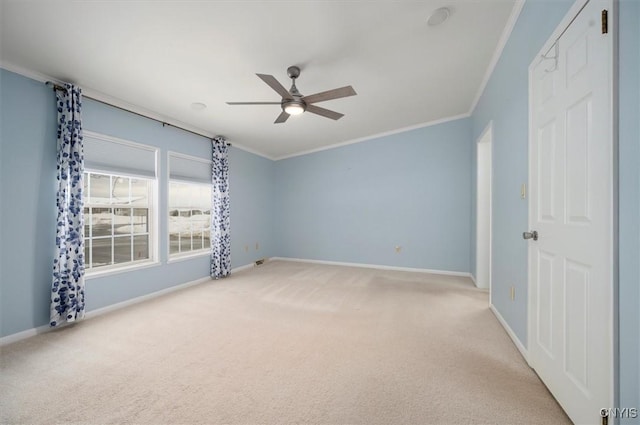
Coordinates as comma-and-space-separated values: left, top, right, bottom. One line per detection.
226, 66, 357, 124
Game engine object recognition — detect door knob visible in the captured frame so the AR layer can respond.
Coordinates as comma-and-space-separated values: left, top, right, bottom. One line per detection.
523, 230, 538, 241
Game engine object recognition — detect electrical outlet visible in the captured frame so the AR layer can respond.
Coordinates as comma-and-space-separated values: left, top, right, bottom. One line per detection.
395, 246, 402, 253
255, 242, 259, 251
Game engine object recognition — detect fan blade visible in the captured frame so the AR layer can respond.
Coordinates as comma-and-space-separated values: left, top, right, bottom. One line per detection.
274, 111, 290, 124
226, 102, 281, 105
302, 86, 357, 104
256, 74, 292, 100
306, 104, 344, 120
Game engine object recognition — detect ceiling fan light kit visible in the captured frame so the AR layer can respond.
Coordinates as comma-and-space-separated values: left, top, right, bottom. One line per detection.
226, 65, 357, 124
283, 100, 305, 116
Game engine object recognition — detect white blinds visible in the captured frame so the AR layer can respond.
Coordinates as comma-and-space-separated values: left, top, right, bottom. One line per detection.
84, 133, 157, 178
169, 152, 211, 184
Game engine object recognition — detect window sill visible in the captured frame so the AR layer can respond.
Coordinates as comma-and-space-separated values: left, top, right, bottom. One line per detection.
167, 250, 210, 264
85, 260, 161, 280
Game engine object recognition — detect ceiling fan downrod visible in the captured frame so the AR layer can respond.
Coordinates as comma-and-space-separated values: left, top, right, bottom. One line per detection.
287, 66, 302, 97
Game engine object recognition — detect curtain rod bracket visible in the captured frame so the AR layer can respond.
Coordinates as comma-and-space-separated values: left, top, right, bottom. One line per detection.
45, 81, 67, 92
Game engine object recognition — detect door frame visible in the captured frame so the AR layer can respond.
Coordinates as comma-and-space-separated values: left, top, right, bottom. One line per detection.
475, 121, 493, 296
526, 0, 617, 411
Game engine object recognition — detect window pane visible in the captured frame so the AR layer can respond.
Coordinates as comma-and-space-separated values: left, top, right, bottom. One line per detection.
180, 234, 192, 252
169, 233, 180, 254
199, 188, 211, 241
112, 177, 130, 204
168, 182, 211, 255
90, 174, 111, 204
194, 233, 204, 250
113, 235, 132, 264
169, 208, 180, 254
197, 185, 211, 211
83, 173, 89, 203
84, 207, 91, 237
133, 235, 149, 260
92, 237, 112, 267
132, 208, 148, 234
171, 182, 189, 209
192, 213, 207, 251
168, 183, 182, 254
84, 239, 90, 268
131, 178, 148, 206
114, 208, 131, 235
91, 208, 113, 236
169, 182, 180, 207
180, 208, 192, 253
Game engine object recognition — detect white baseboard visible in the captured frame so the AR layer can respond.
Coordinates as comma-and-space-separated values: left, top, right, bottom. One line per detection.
231, 262, 259, 273
0, 324, 52, 347
271, 257, 473, 279
490, 304, 530, 365
0, 275, 214, 347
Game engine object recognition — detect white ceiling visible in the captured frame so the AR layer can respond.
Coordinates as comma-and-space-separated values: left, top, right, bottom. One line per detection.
0, 0, 517, 159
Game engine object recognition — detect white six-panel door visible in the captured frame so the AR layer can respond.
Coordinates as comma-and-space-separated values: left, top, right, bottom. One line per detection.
528, 1, 613, 424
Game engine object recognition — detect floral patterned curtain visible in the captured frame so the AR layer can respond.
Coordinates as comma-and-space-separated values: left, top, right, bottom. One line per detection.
211, 137, 231, 278
50, 84, 85, 327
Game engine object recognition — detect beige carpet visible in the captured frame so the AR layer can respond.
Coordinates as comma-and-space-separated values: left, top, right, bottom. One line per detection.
0, 260, 570, 425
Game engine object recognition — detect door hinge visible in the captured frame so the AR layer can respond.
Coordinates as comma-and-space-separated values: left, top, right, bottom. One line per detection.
602, 9, 608, 34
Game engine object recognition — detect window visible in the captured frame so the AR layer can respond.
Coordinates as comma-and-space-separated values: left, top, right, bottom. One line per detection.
169, 182, 211, 256
82, 131, 158, 273
168, 152, 212, 258
84, 172, 153, 270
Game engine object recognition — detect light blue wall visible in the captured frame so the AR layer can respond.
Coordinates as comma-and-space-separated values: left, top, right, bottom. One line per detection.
0, 68, 275, 337
0, 69, 58, 337
470, 0, 573, 345
618, 0, 640, 420
229, 147, 275, 267
275, 118, 472, 272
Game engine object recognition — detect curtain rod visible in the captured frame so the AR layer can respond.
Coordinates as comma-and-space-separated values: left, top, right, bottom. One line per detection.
45, 81, 230, 146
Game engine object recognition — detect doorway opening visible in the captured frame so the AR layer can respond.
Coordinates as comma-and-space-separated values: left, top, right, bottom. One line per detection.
476, 123, 492, 292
